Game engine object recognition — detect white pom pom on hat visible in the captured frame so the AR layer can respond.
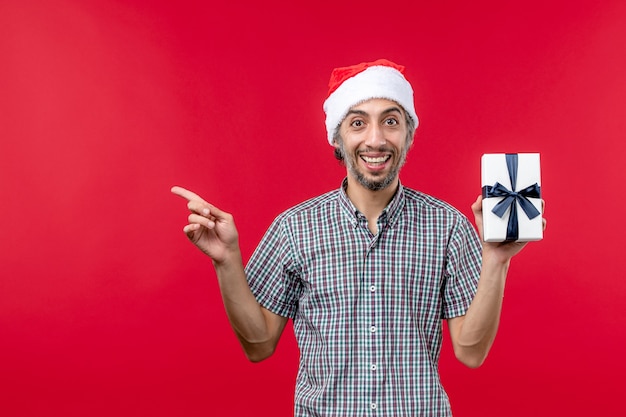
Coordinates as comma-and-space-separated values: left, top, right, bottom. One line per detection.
322, 58, 419, 146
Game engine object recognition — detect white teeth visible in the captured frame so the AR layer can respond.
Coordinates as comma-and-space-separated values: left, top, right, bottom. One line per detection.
362, 156, 388, 163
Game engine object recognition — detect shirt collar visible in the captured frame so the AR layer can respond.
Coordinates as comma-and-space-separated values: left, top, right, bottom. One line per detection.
338, 177, 406, 229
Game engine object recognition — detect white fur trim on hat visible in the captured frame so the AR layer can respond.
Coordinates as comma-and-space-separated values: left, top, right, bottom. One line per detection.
322, 65, 419, 146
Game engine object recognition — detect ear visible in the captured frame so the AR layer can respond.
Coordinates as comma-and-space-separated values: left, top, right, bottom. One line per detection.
331, 129, 342, 148
407, 131, 416, 149
332, 140, 345, 164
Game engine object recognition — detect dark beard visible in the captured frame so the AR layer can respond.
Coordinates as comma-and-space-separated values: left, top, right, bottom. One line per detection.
336, 139, 408, 191
349, 164, 399, 191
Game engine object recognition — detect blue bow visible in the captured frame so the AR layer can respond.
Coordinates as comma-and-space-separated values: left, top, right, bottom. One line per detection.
482, 154, 541, 241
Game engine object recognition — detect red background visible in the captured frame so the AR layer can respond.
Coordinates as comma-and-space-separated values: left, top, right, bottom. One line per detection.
1, 1, 625, 415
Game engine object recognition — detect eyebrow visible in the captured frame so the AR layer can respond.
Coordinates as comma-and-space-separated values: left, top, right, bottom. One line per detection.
345, 106, 403, 118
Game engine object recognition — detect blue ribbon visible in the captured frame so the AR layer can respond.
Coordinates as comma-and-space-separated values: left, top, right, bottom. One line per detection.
482, 154, 541, 241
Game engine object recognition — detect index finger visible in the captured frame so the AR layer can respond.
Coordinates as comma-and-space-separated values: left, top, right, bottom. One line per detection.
171, 186, 206, 203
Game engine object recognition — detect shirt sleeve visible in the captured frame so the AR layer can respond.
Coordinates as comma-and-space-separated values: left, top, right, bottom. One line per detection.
442, 215, 482, 319
245, 215, 302, 319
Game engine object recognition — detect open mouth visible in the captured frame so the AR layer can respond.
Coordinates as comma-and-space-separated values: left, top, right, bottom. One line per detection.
360, 154, 391, 167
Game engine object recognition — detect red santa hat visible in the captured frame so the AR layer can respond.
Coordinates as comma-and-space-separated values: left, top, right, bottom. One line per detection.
322, 58, 419, 146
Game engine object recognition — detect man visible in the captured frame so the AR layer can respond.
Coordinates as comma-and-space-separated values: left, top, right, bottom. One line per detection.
172, 59, 545, 416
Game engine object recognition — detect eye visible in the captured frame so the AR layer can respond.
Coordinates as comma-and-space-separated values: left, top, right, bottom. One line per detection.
384, 117, 398, 126
351, 119, 364, 128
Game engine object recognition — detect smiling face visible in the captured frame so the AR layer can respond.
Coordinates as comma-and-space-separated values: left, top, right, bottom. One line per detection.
334, 98, 413, 191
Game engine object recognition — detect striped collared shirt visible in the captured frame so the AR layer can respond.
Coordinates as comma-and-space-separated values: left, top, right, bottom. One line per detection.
246, 179, 482, 416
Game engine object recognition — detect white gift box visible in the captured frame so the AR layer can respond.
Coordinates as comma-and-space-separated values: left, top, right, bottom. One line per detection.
481, 153, 543, 242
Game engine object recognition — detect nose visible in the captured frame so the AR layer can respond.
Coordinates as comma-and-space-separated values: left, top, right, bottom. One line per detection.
364, 124, 386, 147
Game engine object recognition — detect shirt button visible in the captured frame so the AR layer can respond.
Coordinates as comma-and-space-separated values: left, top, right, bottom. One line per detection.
371, 403, 377, 410
370, 364, 377, 371
370, 326, 377, 333
369, 285, 376, 292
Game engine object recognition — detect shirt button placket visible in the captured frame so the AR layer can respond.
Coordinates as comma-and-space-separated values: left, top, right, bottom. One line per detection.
365, 232, 382, 414
369, 278, 379, 412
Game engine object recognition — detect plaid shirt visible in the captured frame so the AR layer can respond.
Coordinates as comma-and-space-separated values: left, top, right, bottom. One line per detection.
246, 179, 482, 416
